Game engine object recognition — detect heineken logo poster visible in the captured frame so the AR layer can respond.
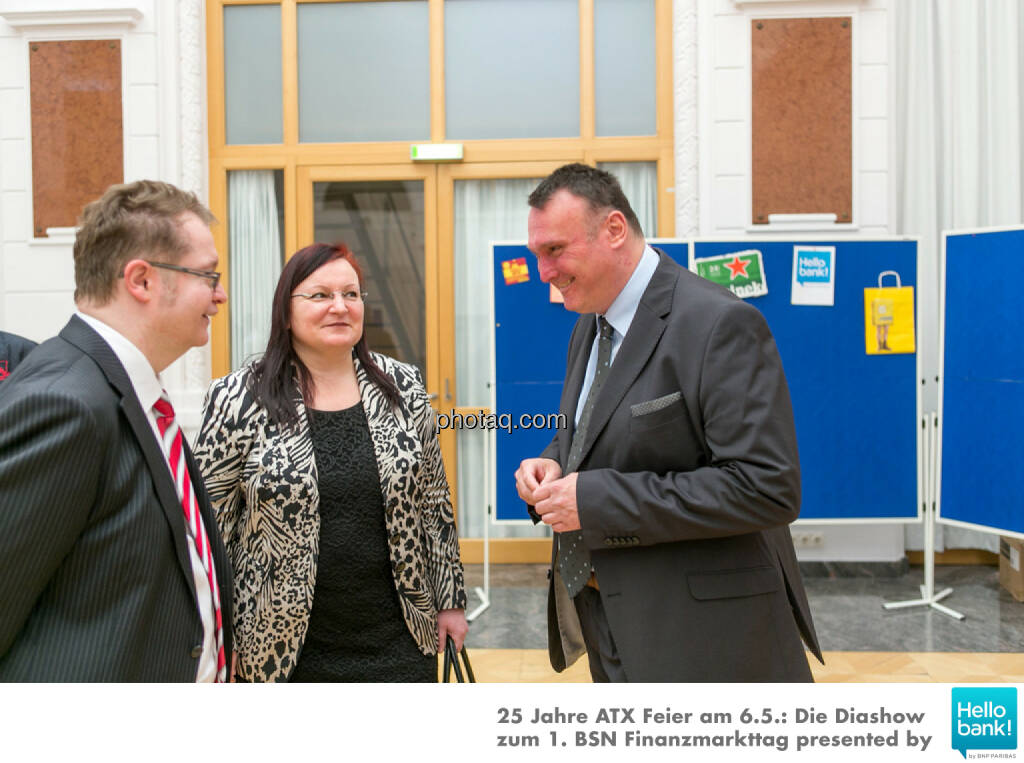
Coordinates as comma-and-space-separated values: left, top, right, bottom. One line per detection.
694, 249, 768, 299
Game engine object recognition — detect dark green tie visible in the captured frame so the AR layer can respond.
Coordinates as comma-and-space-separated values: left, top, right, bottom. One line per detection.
558, 316, 614, 597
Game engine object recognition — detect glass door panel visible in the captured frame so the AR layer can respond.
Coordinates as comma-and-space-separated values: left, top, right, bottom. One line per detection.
311, 178, 427, 374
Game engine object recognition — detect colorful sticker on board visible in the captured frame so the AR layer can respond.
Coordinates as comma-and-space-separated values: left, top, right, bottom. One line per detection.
694, 249, 768, 299
863, 270, 915, 354
501, 257, 530, 285
791, 245, 836, 306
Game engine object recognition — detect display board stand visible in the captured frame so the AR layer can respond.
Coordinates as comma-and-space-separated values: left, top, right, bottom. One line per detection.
883, 414, 964, 620
467, 423, 492, 622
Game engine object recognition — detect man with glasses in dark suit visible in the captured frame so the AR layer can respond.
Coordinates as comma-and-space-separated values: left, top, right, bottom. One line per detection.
0, 180, 233, 681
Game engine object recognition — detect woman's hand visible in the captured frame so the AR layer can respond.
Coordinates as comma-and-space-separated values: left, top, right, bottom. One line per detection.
436, 608, 468, 653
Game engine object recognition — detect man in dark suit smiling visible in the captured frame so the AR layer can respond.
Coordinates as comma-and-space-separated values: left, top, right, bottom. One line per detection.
0, 180, 233, 681
515, 164, 821, 682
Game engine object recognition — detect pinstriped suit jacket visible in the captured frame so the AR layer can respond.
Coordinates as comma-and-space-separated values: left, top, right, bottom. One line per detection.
0, 316, 233, 681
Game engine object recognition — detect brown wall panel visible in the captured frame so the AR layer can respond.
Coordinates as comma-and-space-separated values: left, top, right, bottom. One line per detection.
30, 40, 124, 237
751, 17, 851, 224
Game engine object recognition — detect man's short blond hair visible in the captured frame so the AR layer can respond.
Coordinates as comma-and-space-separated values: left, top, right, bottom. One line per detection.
73, 180, 215, 304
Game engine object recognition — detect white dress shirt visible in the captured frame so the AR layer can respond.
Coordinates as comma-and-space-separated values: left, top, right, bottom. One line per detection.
76, 312, 218, 682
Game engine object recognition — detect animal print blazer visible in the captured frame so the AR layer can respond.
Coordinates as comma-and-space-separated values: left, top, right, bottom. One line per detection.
193, 353, 466, 682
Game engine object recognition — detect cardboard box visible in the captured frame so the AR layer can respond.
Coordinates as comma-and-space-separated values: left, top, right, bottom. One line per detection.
999, 537, 1024, 602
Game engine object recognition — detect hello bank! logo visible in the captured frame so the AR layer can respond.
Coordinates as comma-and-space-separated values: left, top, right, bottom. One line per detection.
795, 248, 832, 284
952, 687, 1017, 758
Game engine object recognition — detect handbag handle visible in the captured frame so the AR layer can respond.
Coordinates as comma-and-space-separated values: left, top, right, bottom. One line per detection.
442, 640, 475, 683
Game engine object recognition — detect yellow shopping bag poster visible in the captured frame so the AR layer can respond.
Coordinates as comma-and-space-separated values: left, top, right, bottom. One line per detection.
863, 270, 915, 354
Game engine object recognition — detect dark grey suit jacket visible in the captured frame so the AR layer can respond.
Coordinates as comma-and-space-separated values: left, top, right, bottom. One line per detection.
0, 316, 233, 681
542, 252, 821, 682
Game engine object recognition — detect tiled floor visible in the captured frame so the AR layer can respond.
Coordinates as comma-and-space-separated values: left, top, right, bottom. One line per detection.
460, 563, 1024, 682
463, 563, 1024, 652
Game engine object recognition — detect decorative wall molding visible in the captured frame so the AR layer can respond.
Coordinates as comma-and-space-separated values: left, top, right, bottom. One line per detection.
178, 0, 205, 199
173, 0, 213, 431
0, 6, 143, 32
674, 0, 699, 237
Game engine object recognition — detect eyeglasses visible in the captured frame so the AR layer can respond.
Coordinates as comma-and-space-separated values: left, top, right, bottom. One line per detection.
146, 261, 221, 290
291, 290, 368, 304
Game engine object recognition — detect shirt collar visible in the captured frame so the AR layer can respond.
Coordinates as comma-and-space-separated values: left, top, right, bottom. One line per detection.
76, 311, 165, 412
600, 244, 659, 338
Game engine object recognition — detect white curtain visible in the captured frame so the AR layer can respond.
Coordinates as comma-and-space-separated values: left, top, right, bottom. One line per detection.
454, 177, 543, 538
452, 162, 658, 538
229, 171, 283, 369
892, 1, 1024, 551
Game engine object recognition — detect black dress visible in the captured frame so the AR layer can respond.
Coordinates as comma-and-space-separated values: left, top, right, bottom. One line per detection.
289, 403, 436, 682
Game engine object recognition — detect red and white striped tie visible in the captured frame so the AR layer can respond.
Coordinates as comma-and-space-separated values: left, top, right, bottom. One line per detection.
153, 392, 226, 682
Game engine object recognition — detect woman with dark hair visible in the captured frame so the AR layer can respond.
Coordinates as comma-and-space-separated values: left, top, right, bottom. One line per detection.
194, 242, 467, 682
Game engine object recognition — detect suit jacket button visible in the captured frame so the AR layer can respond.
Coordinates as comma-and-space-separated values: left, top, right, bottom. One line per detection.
190, 645, 202, 659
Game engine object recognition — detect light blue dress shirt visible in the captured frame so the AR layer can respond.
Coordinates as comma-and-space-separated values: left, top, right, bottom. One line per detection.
574, 245, 660, 426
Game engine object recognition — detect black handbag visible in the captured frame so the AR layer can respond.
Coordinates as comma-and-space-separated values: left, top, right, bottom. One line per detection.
442, 640, 475, 683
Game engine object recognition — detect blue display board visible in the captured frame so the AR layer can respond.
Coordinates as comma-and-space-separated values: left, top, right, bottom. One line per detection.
492, 240, 690, 521
939, 226, 1024, 538
492, 238, 919, 523
692, 239, 920, 522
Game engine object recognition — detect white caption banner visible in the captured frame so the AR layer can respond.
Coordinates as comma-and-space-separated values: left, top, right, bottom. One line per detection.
2, 681, 1019, 761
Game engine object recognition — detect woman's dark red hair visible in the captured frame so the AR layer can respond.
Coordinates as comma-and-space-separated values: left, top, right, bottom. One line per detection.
249, 242, 400, 425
